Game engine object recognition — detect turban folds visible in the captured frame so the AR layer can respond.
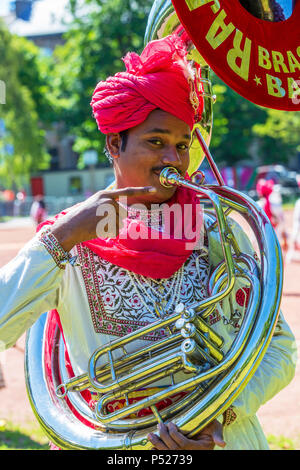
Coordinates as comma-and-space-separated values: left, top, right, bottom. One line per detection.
90, 34, 203, 133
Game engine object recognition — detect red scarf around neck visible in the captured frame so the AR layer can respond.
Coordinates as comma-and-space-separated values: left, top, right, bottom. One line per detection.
37, 186, 203, 279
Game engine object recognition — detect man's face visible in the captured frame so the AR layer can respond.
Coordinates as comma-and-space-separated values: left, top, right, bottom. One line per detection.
107, 109, 191, 206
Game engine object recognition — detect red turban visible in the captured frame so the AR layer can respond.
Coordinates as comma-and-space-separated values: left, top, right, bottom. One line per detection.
90, 34, 203, 134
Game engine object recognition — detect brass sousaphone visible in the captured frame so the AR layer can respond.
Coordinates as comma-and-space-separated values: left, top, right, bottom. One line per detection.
25, 1, 299, 450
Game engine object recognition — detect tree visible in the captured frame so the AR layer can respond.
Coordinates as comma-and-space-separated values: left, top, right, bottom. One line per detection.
209, 73, 267, 166
253, 108, 300, 163
208, 72, 299, 167
50, 0, 154, 166
0, 20, 52, 189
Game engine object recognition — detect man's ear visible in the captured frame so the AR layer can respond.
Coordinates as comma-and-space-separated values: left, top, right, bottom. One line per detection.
106, 133, 121, 159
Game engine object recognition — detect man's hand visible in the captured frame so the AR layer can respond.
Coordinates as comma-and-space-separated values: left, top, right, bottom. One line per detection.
50, 186, 156, 251
147, 419, 226, 450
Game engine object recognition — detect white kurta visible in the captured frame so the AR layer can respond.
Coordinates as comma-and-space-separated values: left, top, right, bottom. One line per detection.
0, 219, 297, 450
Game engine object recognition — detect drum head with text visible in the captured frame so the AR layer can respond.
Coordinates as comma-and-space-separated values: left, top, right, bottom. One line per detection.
172, 0, 300, 111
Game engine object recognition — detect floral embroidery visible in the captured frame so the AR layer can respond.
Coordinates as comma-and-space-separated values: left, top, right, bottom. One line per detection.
221, 309, 243, 332
105, 389, 188, 419
236, 287, 250, 307
223, 406, 237, 426
39, 228, 72, 270
77, 244, 214, 340
208, 310, 222, 326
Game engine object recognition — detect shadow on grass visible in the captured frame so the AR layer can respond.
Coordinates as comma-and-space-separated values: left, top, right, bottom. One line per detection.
0, 428, 49, 450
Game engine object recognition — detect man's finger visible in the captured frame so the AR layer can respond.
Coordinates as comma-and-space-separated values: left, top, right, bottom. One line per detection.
193, 435, 215, 450
196, 419, 226, 449
103, 186, 157, 200
147, 432, 168, 450
167, 422, 189, 448
212, 424, 226, 448
157, 422, 180, 449
168, 423, 215, 450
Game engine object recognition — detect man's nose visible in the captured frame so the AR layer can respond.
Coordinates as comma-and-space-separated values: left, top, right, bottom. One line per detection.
161, 146, 182, 167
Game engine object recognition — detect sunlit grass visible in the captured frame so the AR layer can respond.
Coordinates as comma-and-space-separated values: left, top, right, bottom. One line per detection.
267, 434, 300, 450
0, 419, 49, 450
0, 419, 299, 450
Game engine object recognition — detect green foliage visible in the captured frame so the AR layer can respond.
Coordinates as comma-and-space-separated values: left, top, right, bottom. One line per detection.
50, 0, 154, 164
0, 20, 52, 189
209, 72, 300, 167
254, 109, 300, 154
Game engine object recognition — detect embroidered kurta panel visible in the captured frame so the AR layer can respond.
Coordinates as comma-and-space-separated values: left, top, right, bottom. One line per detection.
77, 244, 217, 340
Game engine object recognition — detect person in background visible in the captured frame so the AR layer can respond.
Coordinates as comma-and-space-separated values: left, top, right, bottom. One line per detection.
286, 198, 300, 263
13, 190, 26, 217
256, 179, 288, 251
30, 196, 48, 226
0, 362, 5, 389
291, 198, 300, 250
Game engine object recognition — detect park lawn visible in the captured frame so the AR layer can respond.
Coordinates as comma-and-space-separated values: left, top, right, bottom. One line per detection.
0, 420, 49, 450
0, 419, 299, 450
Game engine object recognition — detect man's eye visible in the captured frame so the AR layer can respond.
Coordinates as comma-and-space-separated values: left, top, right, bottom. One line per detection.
149, 139, 163, 146
177, 143, 189, 151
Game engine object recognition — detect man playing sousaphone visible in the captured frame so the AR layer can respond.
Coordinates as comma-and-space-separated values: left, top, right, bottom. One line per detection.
0, 33, 297, 450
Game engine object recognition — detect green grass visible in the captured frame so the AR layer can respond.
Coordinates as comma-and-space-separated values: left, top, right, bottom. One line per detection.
0, 420, 299, 450
267, 434, 300, 450
0, 420, 49, 450
283, 202, 298, 210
